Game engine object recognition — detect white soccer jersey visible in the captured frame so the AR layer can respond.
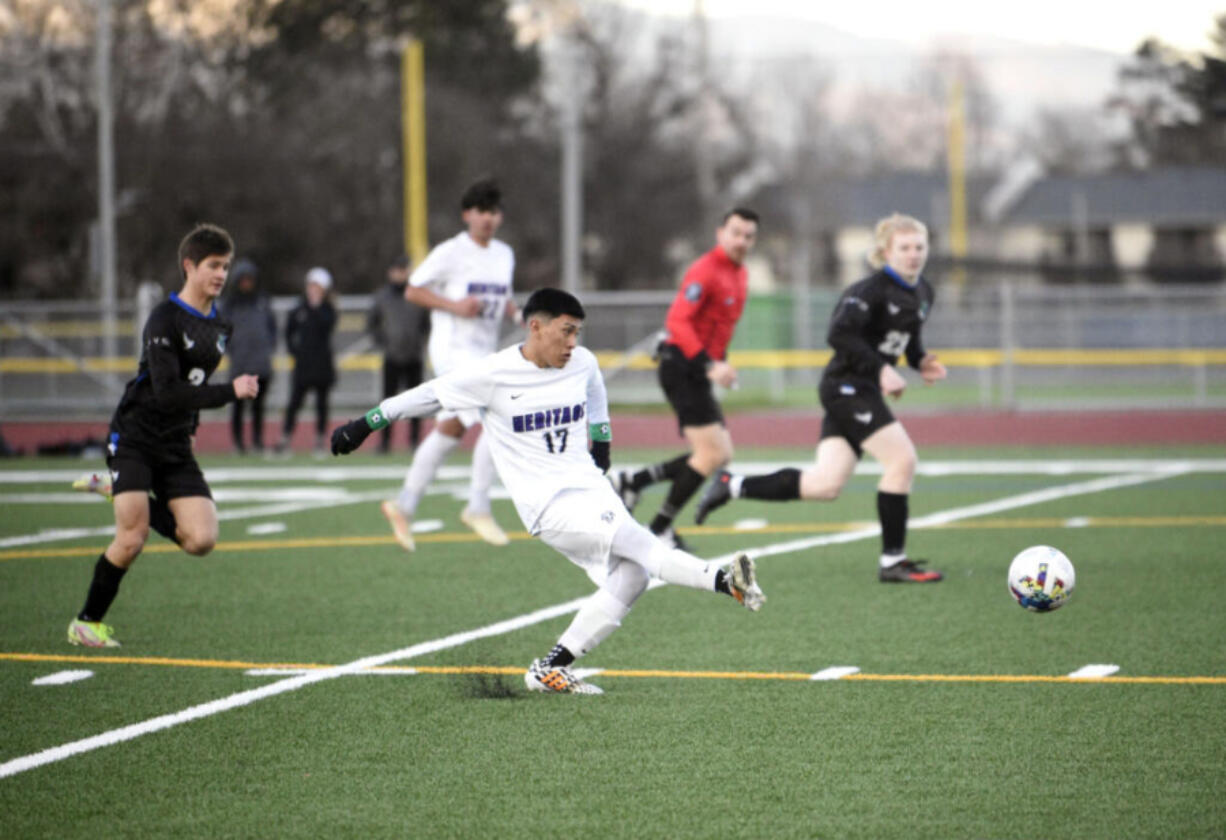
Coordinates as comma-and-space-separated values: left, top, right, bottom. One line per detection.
383, 344, 610, 532
410, 231, 515, 373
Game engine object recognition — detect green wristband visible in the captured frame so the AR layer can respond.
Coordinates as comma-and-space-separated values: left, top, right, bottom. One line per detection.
588, 422, 612, 442
365, 408, 390, 431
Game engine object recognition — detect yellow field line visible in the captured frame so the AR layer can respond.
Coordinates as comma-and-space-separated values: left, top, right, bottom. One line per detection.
4, 653, 1223, 685
3, 514, 1224, 562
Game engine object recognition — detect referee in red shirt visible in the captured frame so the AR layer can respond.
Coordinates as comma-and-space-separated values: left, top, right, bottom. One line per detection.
610, 207, 759, 547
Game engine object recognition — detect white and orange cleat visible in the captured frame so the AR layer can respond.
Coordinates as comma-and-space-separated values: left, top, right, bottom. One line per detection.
380, 500, 416, 552
524, 659, 603, 695
460, 510, 509, 546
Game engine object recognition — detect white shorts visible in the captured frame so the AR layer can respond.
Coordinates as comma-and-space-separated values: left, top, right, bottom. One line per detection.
534, 485, 631, 586
431, 354, 485, 429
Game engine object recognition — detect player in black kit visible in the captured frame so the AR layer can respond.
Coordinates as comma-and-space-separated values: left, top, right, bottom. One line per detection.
694, 213, 948, 582
67, 223, 260, 647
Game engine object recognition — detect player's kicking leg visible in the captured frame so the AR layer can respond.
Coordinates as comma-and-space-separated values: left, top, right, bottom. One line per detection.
524, 517, 764, 695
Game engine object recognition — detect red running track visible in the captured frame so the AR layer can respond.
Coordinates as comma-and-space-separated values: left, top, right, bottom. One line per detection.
4, 409, 1224, 455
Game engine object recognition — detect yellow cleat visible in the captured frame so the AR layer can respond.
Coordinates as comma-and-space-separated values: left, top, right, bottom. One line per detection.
460, 510, 509, 546
381, 501, 415, 552
72, 472, 113, 501
67, 618, 121, 648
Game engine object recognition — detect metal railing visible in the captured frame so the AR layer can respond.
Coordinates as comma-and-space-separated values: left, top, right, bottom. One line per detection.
2, 282, 1225, 418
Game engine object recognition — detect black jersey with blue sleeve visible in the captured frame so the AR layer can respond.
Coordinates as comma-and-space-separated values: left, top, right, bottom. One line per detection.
109, 293, 235, 445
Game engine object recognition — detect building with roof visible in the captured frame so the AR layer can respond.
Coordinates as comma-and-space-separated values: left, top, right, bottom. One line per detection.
762, 166, 1226, 286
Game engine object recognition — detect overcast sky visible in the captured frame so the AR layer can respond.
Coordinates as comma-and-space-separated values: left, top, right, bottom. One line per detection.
620, 0, 1223, 55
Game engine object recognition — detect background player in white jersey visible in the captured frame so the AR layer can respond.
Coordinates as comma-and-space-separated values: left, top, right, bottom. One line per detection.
331, 288, 765, 695
385, 178, 521, 550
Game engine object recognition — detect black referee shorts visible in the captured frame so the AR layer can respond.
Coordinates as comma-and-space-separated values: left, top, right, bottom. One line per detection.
818, 377, 895, 458
106, 432, 213, 500
657, 344, 724, 434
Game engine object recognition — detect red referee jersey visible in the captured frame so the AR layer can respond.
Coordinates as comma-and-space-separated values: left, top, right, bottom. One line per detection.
663, 245, 748, 361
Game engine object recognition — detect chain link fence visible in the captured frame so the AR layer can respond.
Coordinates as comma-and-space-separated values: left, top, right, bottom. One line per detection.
2, 282, 1225, 419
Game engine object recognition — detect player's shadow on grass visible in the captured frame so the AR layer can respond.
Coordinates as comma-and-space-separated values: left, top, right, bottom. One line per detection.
456, 673, 525, 700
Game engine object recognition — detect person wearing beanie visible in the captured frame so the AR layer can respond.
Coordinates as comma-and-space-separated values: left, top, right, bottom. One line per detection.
277, 267, 337, 456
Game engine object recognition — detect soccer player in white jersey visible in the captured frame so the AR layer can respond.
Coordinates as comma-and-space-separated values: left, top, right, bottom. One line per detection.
331, 288, 765, 695
385, 178, 520, 551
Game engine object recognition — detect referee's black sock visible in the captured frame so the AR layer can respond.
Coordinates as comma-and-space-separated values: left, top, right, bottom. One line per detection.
649, 463, 706, 535
78, 553, 128, 623
148, 494, 180, 544
877, 491, 909, 556
630, 453, 689, 492
742, 468, 802, 501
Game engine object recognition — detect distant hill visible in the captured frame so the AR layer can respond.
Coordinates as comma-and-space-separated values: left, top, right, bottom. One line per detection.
704, 14, 1126, 124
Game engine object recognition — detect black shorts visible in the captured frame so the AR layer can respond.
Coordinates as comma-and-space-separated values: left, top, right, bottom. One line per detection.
818, 377, 895, 458
657, 344, 724, 434
105, 432, 212, 500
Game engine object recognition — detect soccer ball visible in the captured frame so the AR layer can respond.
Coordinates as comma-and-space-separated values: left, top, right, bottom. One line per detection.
1008, 545, 1075, 612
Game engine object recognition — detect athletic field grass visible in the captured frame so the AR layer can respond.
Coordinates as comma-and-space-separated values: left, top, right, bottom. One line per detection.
2, 445, 1224, 838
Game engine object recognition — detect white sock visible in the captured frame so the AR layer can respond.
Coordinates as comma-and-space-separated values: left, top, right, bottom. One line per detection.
609, 519, 718, 592
879, 552, 907, 569
466, 429, 496, 516
558, 588, 633, 659
729, 474, 745, 498
397, 429, 460, 515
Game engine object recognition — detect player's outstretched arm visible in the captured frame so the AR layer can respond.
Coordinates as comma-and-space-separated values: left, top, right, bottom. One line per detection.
334, 381, 446, 456
330, 408, 388, 456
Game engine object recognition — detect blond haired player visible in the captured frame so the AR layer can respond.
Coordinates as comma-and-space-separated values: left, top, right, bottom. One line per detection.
696, 213, 948, 582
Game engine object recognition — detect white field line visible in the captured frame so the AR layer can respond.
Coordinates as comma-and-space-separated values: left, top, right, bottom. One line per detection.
737, 471, 1185, 563
0, 483, 475, 549
244, 667, 420, 677
0, 595, 589, 780
3, 458, 1218, 549
0, 468, 1183, 780
0, 489, 395, 549
1068, 664, 1121, 679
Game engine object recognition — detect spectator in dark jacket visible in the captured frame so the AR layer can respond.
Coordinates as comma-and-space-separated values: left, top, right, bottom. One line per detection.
220, 258, 277, 454
277, 267, 337, 455
367, 254, 431, 451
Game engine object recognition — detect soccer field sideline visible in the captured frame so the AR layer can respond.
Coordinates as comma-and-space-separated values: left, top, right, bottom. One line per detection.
0, 466, 1190, 781
3, 457, 1225, 552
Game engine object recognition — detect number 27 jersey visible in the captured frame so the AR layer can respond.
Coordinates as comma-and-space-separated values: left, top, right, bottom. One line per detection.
822, 269, 935, 388
409, 231, 514, 372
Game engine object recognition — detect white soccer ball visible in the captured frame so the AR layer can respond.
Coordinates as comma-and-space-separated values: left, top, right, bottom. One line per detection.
1008, 545, 1075, 612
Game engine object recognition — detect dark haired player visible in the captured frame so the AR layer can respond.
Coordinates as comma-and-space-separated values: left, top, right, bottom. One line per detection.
385, 178, 521, 551
67, 223, 260, 646
695, 213, 948, 583
331, 288, 764, 695
609, 207, 759, 548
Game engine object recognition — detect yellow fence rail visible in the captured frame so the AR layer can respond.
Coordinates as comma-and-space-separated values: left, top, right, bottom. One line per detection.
4, 348, 1226, 375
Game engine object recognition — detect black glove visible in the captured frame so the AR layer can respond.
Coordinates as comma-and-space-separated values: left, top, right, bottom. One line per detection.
590, 440, 611, 473
331, 417, 373, 455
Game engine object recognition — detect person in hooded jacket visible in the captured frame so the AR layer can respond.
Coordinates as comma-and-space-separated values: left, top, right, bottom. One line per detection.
219, 258, 277, 454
